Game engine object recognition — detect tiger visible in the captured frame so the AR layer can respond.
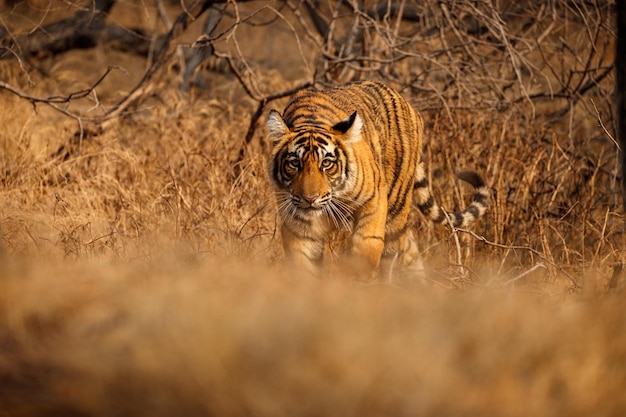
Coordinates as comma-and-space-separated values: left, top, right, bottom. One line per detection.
266, 81, 488, 278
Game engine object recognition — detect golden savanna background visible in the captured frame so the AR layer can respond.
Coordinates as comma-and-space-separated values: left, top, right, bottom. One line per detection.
1, 0, 625, 415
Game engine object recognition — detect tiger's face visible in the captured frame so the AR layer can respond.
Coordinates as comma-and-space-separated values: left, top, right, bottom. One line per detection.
266, 109, 362, 228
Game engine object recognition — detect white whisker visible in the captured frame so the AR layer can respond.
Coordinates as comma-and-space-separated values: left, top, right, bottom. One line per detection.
325, 198, 354, 231
332, 196, 360, 216
323, 205, 340, 230
273, 191, 296, 227
272, 190, 359, 231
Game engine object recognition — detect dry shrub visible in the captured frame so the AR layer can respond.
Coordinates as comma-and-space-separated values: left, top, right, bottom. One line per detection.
0, 2, 621, 284
0, 82, 277, 262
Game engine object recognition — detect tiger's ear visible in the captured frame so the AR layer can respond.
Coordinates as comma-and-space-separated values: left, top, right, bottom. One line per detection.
332, 111, 362, 144
266, 109, 289, 145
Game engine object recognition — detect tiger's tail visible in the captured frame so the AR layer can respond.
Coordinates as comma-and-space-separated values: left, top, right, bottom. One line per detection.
414, 163, 489, 227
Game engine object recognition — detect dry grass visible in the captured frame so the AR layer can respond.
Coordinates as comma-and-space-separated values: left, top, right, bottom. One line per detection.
2, 258, 626, 416
1, 0, 625, 415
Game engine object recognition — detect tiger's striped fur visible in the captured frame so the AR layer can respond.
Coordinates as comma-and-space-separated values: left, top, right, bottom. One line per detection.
266, 81, 488, 277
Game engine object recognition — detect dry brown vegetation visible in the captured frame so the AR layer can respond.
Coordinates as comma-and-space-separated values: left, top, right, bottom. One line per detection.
0, 0, 625, 415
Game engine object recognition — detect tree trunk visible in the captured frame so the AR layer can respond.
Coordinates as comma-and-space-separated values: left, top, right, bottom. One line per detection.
617, 1, 626, 207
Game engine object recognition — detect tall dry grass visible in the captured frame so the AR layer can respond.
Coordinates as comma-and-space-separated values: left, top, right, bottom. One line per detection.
0, 0, 625, 415
2, 258, 626, 416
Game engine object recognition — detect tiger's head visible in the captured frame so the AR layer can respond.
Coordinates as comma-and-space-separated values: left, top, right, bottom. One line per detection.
266, 109, 363, 228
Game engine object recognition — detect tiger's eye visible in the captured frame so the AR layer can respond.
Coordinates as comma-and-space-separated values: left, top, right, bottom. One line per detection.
287, 159, 299, 170
321, 159, 334, 170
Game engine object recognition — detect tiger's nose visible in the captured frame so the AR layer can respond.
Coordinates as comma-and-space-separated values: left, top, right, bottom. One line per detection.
303, 195, 319, 204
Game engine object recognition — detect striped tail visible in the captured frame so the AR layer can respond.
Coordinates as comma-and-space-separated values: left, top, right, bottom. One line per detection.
414, 163, 488, 228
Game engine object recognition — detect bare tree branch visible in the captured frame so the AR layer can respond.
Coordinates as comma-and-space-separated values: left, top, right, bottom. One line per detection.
0, 66, 120, 151
104, 0, 252, 121
0, 0, 116, 59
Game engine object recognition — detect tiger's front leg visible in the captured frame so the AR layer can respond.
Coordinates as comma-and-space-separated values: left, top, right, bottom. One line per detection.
342, 194, 388, 278
280, 225, 326, 276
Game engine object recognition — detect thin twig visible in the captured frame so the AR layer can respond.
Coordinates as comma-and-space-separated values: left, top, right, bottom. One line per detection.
0, 66, 119, 148
443, 212, 467, 279
503, 262, 547, 286
455, 228, 580, 289
591, 98, 620, 150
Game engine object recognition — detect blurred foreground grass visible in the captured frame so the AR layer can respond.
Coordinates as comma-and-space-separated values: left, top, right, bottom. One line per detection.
1, 256, 625, 416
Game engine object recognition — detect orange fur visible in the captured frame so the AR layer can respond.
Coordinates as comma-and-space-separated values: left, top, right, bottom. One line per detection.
267, 81, 488, 278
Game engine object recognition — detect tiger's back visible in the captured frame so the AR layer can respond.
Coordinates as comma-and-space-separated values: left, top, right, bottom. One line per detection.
267, 81, 487, 278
